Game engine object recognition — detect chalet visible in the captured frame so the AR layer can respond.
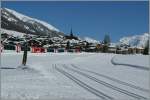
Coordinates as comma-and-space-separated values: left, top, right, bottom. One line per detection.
115, 44, 130, 54
28, 39, 41, 47
47, 47, 55, 52
108, 43, 117, 53
31, 47, 46, 53
116, 49, 128, 54
57, 48, 66, 53
128, 47, 144, 54
1, 33, 9, 39
85, 43, 97, 52
128, 47, 136, 54
136, 47, 144, 54
78, 41, 87, 51
3, 44, 15, 50
71, 45, 81, 53
95, 44, 103, 52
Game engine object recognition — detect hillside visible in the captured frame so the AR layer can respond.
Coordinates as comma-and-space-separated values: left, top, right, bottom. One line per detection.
119, 33, 149, 48
1, 8, 64, 37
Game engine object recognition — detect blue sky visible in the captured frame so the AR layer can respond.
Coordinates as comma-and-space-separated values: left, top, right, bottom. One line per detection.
2, 1, 149, 42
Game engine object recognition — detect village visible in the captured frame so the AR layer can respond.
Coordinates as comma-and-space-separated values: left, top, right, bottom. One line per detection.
1, 29, 146, 55
1, 1, 150, 100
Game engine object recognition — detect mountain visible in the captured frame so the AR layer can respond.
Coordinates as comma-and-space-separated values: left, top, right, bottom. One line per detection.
119, 33, 149, 48
84, 37, 100, 43
1, 28, 26, 37
1, 8, 64, 37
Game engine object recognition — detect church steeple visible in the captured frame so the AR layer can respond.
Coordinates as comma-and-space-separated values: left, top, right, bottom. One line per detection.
70, 28, 73, 37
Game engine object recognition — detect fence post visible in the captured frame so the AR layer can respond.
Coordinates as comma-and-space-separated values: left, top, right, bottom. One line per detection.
22, 42, 28, 66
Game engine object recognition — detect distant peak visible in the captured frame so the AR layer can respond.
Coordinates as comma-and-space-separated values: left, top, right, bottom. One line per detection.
119, 33, 149, 48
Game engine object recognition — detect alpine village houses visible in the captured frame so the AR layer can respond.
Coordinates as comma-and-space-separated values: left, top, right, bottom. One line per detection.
1, 29, 145, 54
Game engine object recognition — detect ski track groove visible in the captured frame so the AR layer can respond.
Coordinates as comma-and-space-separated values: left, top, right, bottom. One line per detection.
62, 64, 148, 100
111, 56, 149, 71
71, 64, 149, 93
54, 64, 114, 100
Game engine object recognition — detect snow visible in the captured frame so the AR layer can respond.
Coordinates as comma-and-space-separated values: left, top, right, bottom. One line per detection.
51, 37, 63, 41
109, 43, 117, 47
1, 28, 25, 37
1, 28, 37, 38
66, 39, 79, 44
84, 37, 100, 43
1, 51, 149, 100
5, 8, 59, 32
119, 33, 149, 48
7, 17, 17, 22
111, 54, 149, 70
24, 25, 30, 30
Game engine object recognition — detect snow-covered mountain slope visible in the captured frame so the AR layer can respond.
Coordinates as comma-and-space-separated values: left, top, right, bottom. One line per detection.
5, 8, 59, 32
84, 37, 100, 43
1, 28, 25, 37
119, 33, 149, 48
1, 8, 64, 37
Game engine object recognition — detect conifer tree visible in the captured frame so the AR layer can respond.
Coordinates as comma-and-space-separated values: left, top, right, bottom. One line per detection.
143, 40, 149, 55
103, 34, 111, 53
103, 34, 111, 45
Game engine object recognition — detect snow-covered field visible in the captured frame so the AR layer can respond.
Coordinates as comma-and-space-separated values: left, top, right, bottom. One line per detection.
1, 51, 150, 100
111, 55, 149, 70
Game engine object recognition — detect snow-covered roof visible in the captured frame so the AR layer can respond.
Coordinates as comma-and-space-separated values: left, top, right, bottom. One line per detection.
84, 37, 100, 44
109, 43, 117, 48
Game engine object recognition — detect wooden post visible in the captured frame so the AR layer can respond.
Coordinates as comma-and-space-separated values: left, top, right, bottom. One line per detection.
22, 42, 28, 66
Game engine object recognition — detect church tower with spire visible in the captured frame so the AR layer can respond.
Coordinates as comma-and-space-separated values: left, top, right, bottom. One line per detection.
70, 28, 73, 37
